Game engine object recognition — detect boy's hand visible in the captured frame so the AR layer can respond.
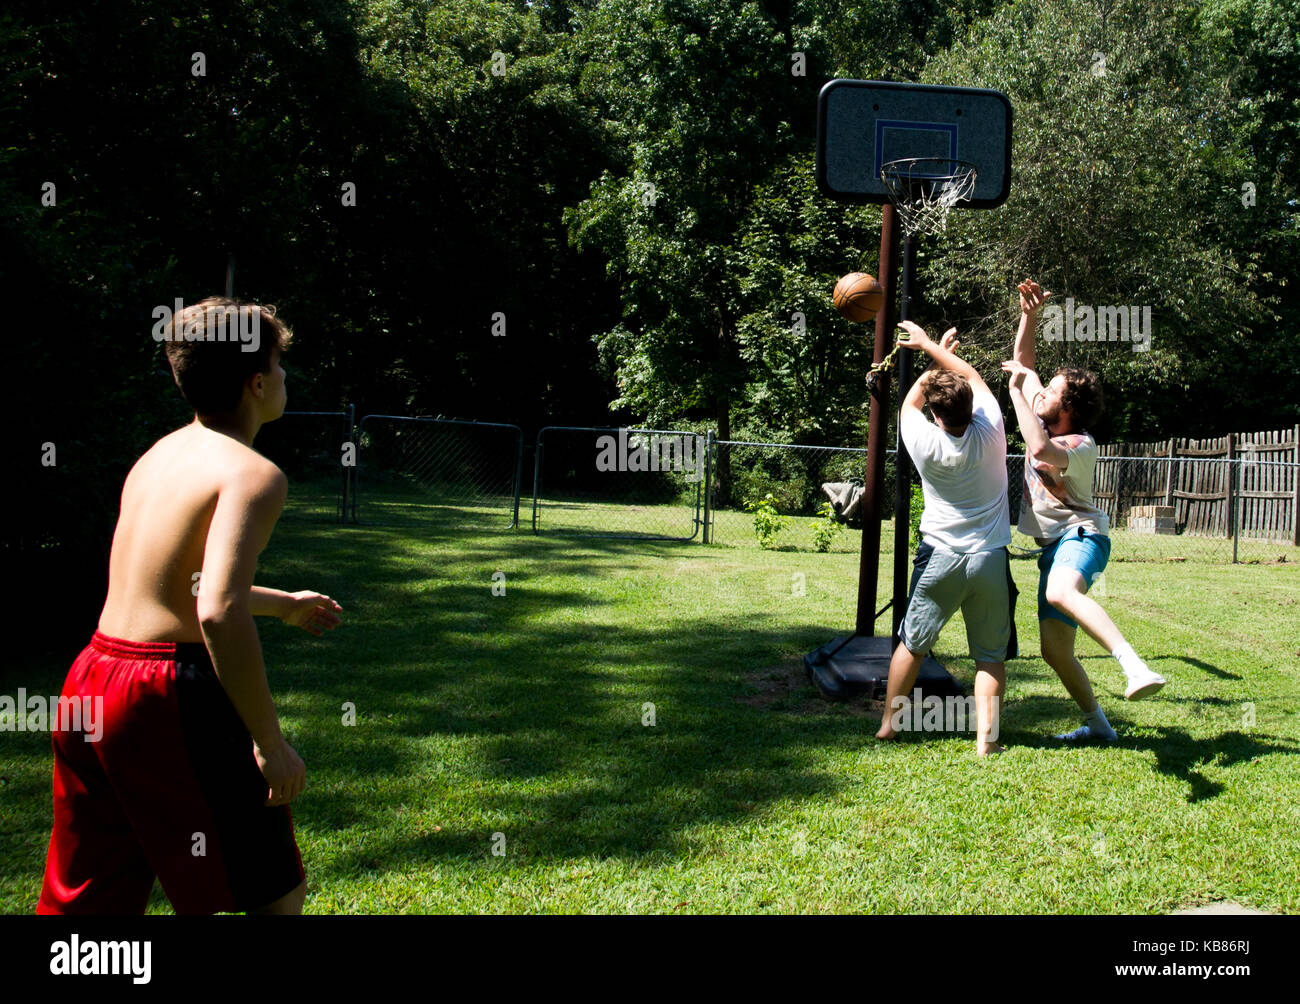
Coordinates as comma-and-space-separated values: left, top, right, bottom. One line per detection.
938, 327, 960, 353
1002, 359, 1033, 392
254, 736, 306, 806
896, 320, 934, 352
1018, 280, 1051, 315
281, 591, 342, 636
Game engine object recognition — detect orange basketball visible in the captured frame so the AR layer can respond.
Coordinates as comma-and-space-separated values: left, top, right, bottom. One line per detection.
833, 272, 884, 323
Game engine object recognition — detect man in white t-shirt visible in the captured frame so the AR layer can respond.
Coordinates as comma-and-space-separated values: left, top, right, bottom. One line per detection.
875, 321, 1012, 756
1002, 279, 1166, 745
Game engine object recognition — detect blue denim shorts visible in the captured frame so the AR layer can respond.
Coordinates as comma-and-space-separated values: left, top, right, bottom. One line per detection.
1037, 525, 1111, 628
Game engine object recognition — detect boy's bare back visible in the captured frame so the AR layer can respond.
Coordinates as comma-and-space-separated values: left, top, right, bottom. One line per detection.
99, 422, 285, 644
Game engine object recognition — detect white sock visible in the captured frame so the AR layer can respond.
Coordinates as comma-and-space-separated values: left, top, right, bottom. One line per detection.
1111, 643, 1146, 677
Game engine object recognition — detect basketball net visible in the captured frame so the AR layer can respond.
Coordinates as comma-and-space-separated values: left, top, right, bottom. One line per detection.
880, 158, 977, 237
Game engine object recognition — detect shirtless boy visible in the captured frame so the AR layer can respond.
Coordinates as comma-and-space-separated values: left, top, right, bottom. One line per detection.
38, 297, 341, 914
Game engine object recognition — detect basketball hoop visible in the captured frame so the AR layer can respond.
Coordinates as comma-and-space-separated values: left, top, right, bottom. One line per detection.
880, 157, 978, 237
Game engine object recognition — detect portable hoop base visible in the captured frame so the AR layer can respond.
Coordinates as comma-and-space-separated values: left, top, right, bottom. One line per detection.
805, 635, 964, 702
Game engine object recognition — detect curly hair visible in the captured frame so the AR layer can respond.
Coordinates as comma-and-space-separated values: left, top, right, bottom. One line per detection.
1056, 366, 1104, 429
919, 369, 973, 430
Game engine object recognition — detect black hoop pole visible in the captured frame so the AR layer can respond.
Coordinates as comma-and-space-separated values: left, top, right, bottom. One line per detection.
892, 231, 920, 644
855, 203, 900, 636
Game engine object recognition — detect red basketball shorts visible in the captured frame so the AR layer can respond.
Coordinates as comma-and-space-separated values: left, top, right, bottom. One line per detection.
37, 632, 305, 914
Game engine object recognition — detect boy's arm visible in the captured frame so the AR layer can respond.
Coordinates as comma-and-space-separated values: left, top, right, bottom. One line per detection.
1002, 361, 1070, 468
901, 366, 927, 418
249, 586, 293, 618
250, 585, 342, 636
1013, 280, 1049, 399
897, 320, 992, 398
197, 466, 305, 806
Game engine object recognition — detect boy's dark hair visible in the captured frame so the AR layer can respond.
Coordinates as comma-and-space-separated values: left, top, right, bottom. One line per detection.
163, 297, 292, 415
919, 369, 973, 430
1057, 366, 1104, 429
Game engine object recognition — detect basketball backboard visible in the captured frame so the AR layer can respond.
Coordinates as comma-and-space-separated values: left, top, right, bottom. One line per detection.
816, 79, 1012, 208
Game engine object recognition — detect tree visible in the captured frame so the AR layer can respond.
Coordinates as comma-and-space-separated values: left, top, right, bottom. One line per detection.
913, 0, 1286, 439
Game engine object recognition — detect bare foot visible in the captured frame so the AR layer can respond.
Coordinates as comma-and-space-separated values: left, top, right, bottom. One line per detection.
876, 723, 898, 741
977, 742, 1006, 757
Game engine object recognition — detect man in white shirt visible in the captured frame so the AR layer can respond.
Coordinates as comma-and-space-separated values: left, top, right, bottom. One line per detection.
1003, 280, 1166, 745
875, 321, 1012, 756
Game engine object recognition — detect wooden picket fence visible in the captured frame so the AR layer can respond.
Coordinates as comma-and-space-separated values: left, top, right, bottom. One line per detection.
1093, 426, 1300, 543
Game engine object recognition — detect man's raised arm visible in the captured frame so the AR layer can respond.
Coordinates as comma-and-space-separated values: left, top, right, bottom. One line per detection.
1013, 280, 1050, 401
897, 320, 991, 397
1002, 359, 1070, 469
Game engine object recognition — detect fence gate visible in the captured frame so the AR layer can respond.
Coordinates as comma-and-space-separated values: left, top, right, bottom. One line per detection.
356, 416, 523, 527
255, 408, 353, 522
532, 427, 704, 540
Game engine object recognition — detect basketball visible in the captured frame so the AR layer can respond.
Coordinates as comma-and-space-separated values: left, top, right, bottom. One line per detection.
833, 272, 884, 323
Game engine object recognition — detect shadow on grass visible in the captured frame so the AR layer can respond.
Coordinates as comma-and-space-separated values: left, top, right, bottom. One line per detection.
1003, 694, 1299, 803
1137, 728, 1300, 803
286, 614, 868, 870
1152, 654, 1241, 681
250, 520, 891, 876
266, 522, 1300, 878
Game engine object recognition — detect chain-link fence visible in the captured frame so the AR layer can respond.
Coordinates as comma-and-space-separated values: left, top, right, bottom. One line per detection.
338, 413, 1298, 565
531, 427, 704, 539
706, 444, 1296, 564
706, 440, 886, 553
356, 416, 523, 528
254, 409, 352, 522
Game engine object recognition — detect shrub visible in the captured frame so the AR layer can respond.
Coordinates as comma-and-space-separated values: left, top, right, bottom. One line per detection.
812, 500, 843, 552
909, 480, 925, 550
744, 492, 786, 549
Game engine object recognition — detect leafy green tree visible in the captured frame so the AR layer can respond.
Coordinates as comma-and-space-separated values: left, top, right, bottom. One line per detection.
566, 0, 802, 500
1198, 0, 1300, 429
566, 0, 1008, 483
354, 0, 618, 424
732, 153, 878, 445
914, 0, 1286, 438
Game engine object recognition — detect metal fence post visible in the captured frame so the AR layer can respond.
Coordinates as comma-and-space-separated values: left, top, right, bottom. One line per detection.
355, 413, 367, 524
531, 429, 544, 534
346, 403, 357, 523
511, 429, 524, 530
703, 430, 715, 543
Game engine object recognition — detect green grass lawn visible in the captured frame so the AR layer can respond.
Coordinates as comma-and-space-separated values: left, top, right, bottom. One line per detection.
3, 496, 1298, 914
